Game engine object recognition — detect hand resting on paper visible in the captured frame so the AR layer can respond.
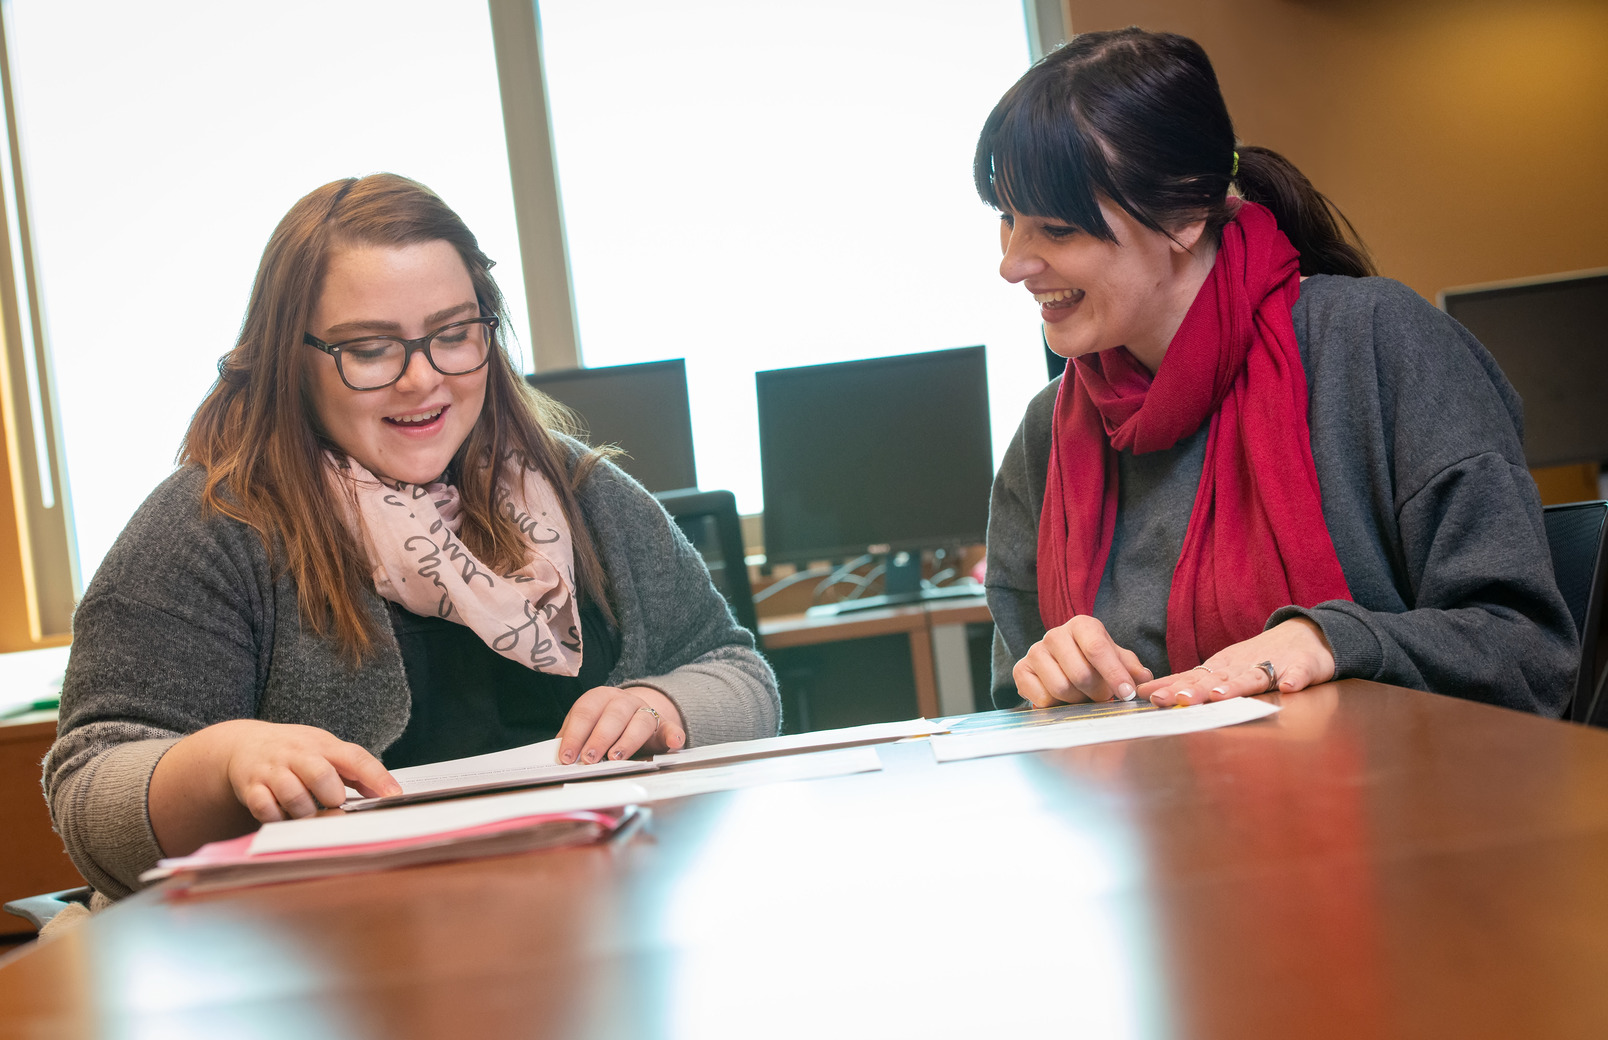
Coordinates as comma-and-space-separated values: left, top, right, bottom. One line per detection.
1012, 614, 1154, 706
557, 685, 686, 765
1140, 618, 1337, 707
150, 719, 402, 856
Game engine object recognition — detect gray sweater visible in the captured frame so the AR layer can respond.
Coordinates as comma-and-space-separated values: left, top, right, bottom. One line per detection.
45, 454, 780, 899
987, 275, 1578, 715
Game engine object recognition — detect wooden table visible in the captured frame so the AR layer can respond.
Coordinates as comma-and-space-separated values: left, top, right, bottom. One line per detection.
5, 681, 1608, 1037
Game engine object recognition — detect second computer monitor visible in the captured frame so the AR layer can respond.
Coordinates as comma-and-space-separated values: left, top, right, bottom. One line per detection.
525, 359, 698, 493
1441, 269, 1608, 469
756, 345, 993, 565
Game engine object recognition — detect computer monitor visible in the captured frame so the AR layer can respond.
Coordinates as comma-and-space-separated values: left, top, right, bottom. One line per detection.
525, 359, 697, 493
1440, 269, 1608, 469
756, 346, 992, 608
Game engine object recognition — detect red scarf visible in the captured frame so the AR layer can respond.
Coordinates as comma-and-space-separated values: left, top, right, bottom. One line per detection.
1036, 200, 1351, 669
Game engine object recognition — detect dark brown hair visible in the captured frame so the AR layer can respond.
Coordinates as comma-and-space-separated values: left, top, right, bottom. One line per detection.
975, 27, 1374, 278
183, 174, 612, 659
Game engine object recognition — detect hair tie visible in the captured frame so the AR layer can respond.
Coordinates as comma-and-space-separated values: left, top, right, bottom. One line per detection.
1231, 151, 1239, 179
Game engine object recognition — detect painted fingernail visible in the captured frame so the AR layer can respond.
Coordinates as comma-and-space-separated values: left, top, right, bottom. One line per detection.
1210, 685, 1228, 698
1177, 690, 1194, 705
1118, 683, 1136, 701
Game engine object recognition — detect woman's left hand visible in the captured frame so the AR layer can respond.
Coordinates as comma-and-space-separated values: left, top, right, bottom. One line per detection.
557, 685, 687, 765
1139, 618, 1336, 707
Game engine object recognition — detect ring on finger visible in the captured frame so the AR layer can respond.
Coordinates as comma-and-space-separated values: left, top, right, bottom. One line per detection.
636, 705, 662, 727
1255, 660, 1278, 693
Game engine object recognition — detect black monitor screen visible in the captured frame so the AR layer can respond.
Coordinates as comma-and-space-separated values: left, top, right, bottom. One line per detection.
757, 346, 993, 563
525, 359, 697, 493
1441, 270, 1608, 468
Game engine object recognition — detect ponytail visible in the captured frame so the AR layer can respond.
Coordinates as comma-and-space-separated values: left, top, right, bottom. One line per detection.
1233, 146, 1375, 278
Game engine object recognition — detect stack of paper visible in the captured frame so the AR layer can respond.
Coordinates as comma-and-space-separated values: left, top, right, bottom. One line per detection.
144, 784, 648, 893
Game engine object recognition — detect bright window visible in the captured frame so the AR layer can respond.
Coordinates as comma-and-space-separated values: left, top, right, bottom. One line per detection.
6, 0, 527, 583
537, 0, 1045, 514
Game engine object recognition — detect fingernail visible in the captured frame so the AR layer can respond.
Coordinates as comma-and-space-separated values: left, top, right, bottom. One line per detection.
1117, 683, 1136, 701
561, 751, 575, 764
610, 749, 623, 760
1176, 690, 1194, 705
583, 750, 598, 763
1210, 685, 1228, 698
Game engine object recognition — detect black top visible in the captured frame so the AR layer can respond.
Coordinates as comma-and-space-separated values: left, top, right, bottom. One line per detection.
382, 600, 621, 769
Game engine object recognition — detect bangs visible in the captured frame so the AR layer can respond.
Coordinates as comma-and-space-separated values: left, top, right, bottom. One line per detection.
973, 72, 1117, 242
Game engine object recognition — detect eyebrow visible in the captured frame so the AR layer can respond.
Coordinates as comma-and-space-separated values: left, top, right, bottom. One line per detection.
321, 301, 479, 339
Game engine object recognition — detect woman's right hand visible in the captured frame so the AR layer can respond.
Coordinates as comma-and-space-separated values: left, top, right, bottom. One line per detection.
151, 720, 401, 857
213, 720, 401, 822
1012, 615, 1152, 706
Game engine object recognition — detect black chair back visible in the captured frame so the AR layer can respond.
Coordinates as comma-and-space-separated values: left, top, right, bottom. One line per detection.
654, 489, 761, 646
1542, 500, 1608, 723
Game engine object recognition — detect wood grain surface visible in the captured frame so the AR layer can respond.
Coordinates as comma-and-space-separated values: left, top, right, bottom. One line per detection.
4, 681, 1606, 1038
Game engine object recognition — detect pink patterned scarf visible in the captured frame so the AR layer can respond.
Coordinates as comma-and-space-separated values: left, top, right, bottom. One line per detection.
331, 456, 583, 675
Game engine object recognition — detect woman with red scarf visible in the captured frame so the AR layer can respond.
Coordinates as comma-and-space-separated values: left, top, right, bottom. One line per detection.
979, 29, 1577, 714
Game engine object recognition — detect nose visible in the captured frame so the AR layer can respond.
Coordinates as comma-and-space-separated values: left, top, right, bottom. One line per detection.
393, 345, 443, 395
998, 221, 1044, 285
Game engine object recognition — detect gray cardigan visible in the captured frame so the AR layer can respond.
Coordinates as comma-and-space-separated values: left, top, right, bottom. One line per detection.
45, 453, 780, 899
987, 275, 1578, 715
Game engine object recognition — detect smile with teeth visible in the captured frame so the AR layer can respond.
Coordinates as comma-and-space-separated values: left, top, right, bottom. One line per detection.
1034, 288, 1085, 306
385, 406, 445, 427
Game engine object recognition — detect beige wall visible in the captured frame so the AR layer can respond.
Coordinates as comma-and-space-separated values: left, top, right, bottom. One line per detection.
1061, 0, 1608, 301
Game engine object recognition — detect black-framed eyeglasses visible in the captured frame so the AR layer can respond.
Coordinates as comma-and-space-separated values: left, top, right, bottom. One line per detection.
304, 315, 499, 391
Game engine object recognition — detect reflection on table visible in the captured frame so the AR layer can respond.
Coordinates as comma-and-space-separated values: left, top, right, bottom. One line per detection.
4, 680, 1608, 1038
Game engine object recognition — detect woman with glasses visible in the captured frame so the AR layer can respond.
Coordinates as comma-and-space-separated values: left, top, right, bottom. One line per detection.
980, 29, 1577, 714
44, 174, 779, 902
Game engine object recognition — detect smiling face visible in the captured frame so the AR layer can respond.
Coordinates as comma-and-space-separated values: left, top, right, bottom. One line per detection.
997, 195, 1214, 374
305, 240, 489, 485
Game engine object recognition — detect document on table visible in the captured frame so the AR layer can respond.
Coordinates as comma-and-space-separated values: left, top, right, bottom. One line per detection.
264, 780, 649, 854
141, 785, 648, 892
928, 697, 1280, 762
342, 737, 653, 811
628, 746, 883, 801
651, 717, 940, 768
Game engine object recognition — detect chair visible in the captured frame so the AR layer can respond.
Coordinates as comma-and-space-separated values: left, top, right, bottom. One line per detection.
4, 886, 91, 932
654, 489, 761, 646
1542, 500, 1608, 724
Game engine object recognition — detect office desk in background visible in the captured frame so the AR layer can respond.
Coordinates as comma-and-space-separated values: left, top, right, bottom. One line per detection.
760, 596, 994, 731
0, 714, 84, 938
6, 680, 1608, 1038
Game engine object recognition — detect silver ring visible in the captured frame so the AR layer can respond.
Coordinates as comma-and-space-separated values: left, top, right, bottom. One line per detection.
636, 705, 662, 725
1255, 660, 1278, 693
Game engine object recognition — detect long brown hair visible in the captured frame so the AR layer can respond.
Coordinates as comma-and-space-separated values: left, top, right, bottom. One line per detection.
183, 174, 611, 660
975, 28, 1374, 278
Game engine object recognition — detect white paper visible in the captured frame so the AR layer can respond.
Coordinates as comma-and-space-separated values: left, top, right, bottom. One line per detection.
251, 780, 649, 855
928, 697, 1280, 762
623, 746, 883, 801
342, 737, 652, 807
652, 717, 940, 767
